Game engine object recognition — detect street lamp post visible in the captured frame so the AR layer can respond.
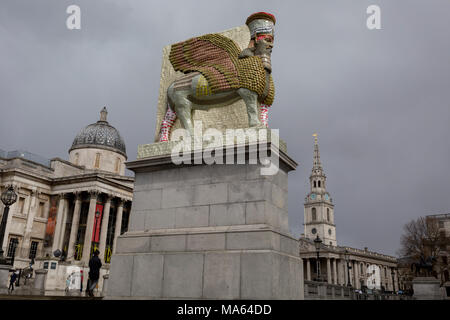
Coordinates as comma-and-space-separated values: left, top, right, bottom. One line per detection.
345, 249, 352, 287
314, 235, 322, 282
0, 186, 18, 264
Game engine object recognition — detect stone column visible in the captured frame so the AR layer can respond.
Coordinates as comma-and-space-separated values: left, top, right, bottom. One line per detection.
58, 195, 70, 251
354, 261, 359, 289
327, 258, 332, 284
52, 194, 67, 253
333, 259, 337, 285
82, 190, 99, 263
22, 189, 39, 257
67, 192, 82, 260
112, 199, 124, 254
393, 269, 398, 292
306, 259, 311, 281
98, 195, 111, 264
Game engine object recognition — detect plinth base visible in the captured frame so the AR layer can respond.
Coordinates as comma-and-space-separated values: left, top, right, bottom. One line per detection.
107, 140, 303, 299
412, 277, 443, 300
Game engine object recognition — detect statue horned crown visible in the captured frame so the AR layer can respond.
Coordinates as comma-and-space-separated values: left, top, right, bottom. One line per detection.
158, 12, 277, 142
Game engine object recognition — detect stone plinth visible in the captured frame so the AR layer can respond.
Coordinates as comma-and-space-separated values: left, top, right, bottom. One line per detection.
412, 277, 443, 300
0, 264, 10, 294
34, 269, 48, 293
107, 140, 304, 299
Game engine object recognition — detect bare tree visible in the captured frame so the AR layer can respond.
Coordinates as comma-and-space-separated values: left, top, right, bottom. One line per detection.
398, 216, 441, 261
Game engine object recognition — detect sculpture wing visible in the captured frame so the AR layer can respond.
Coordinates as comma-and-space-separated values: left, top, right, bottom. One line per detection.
169, 34, 241, 93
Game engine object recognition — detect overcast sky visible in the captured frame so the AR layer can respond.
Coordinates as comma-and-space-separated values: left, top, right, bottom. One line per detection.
1, 0, 449, 256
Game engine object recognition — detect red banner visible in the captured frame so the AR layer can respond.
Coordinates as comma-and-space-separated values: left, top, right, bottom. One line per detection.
92, 203, 103, 242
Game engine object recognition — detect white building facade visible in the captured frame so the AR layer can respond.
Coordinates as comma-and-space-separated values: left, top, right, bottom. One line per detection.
0, 108, 133, 292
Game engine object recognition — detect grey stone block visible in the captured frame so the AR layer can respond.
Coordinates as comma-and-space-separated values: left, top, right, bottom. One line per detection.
276, 254, 303, 299
280, 235, 299, 256
180, 165, 213, 185
115, 236, 151, 254
128, 210, 146, 232
163, 253, 204, 298
151, 234, 186, 252
161, 186, 195, 208
245, 201, 266, 224
226, 231, 275, 250
187, 233, 226, 251
210, 203, 245, 226
228, 180, 271, 202
131, 254, 164, 297
203, 253, 240, 299
241, 252, 274, 299
175, 206, 209, 228
107, 254, 134, 297
211, 164, 247, 183
145, 208, 176, 230
271, 184, 287, 210
132, 189, 162, 211
193, 183, 228, 206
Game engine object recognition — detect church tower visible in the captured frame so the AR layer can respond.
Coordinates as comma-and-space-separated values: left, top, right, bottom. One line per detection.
304, 134, 337, 246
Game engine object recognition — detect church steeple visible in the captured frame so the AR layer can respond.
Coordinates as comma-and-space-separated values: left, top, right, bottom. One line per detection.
310, 134, 326, 193
303, 134, 337, 246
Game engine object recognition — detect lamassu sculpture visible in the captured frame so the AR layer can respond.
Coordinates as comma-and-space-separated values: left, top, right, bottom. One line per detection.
158, 12, 276, 142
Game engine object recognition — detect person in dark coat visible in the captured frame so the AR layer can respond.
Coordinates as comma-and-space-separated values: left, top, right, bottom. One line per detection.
8, 271, 18, 292
87, 249, 102, 297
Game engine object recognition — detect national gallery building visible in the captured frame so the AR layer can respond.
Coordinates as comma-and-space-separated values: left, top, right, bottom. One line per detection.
0, 108, 133, 289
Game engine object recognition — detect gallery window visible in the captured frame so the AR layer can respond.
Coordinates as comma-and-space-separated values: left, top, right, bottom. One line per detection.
327, 208, 330, 221
312, 208, 317, 221
7, 238, 19, 258
38, 202, 45, 218
29, 241, 39, 259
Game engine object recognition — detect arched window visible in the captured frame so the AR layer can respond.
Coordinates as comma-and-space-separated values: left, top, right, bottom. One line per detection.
74, 153, 79, 165
327, 208, 330, 221
312, 208, 316, 221
313, 181, 316, 188
360, 263, 363, 273
318, 181, 321, 187
115, 157, 121, 173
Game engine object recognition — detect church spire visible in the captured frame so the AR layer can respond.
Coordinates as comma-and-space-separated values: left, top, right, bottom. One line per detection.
312, 133, 322, 172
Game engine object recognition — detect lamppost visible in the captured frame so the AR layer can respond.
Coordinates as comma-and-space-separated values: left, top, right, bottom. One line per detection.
314, 235, 322, 282
0, 186, 18, 264
345, 249, 352, 287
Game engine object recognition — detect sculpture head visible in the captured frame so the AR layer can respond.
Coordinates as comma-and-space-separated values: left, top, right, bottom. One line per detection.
246, 12, 276, 72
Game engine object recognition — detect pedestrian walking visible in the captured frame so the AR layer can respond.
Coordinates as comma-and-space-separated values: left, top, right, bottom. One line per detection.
86, 249, 102, 297
8, 270, 18, 293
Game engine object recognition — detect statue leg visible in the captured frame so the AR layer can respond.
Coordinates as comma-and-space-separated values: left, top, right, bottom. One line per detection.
158, 102, 177, 142
168, 85, 194, 136
237, 88, 260, 127
259, 104, 271, 127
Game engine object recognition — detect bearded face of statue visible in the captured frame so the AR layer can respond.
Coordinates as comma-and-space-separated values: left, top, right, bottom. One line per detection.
254, 34, 274, 73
